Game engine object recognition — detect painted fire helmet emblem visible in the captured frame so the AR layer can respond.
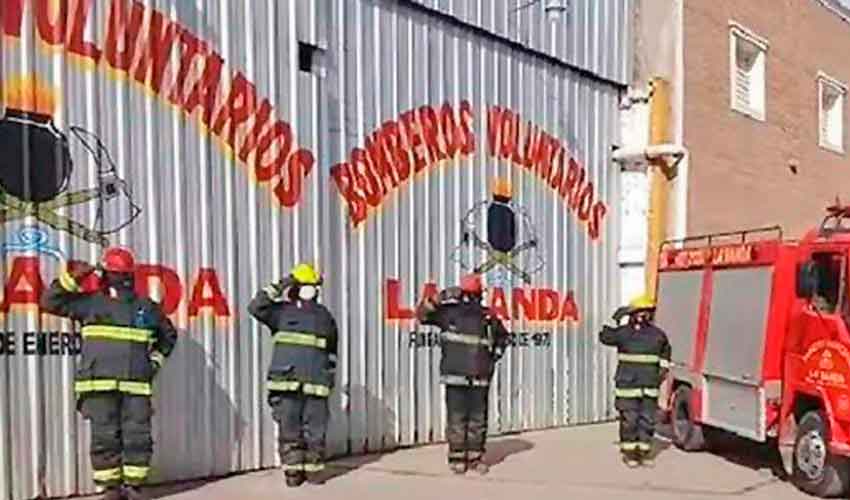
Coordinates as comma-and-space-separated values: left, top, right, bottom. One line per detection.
0, 75, 141, 247
451, 177, 544, 285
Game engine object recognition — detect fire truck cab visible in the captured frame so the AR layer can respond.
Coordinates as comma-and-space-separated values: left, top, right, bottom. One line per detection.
657, 205, 850, 498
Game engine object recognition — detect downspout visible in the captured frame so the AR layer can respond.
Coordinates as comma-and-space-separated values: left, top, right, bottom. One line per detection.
645, 77, 672, 300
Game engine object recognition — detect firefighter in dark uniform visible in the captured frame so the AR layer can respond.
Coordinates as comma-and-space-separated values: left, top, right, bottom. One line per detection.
599, 295, 671, 468
417, 274, 510, 475
41, 247, 177, 500
248, 263, 338, 488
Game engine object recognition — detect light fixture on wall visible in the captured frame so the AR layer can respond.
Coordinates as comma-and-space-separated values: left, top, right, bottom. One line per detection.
544, 0, 570, 23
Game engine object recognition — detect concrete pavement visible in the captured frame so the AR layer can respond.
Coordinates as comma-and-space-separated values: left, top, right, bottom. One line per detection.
147, 423, 810, 500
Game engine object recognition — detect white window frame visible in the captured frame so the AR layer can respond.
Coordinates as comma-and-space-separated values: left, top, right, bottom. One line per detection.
818, 71, 847, 154
729, 21, 769, 121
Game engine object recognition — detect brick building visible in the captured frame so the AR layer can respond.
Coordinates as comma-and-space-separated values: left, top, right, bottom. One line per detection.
684, 0, 850, 237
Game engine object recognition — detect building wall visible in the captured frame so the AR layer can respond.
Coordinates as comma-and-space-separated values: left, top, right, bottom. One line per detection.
0, 1, 627, 498
684, 0, 850, 238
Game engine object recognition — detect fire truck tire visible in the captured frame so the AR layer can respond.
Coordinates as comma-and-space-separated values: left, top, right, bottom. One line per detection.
671, 385, 706, 451
792, 411, 850, 498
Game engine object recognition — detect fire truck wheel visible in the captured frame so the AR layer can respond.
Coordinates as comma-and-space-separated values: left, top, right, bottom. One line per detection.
671, 385, 706, 451
792, 411, 850, 498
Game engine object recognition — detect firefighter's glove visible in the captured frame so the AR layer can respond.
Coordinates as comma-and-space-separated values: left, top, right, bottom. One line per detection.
149, 351, 165, 378
612, 306, 632, 324
328, 354, 338, 373
439, 287, 463, 304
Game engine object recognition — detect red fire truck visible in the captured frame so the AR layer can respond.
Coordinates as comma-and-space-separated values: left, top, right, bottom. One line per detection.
657, 205, 850, 498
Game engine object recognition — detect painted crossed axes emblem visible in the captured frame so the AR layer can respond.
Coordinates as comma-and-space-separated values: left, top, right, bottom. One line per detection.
462, 229, 538, 284
0, 184, 121, 247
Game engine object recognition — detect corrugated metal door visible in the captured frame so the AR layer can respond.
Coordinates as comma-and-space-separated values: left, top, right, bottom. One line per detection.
0, 1, 627, 498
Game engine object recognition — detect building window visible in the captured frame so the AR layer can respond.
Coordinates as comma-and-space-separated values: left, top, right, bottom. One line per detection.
818, 72, 847, 154
729, 22, 769, 121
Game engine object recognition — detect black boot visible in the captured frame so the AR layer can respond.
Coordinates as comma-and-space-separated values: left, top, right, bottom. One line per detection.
100, 486, 123, 500
285, 472, 306, 488
122, 485, 149, 500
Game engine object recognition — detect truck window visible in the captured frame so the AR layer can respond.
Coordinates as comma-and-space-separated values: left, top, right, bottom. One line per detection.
811, 252, 845, 314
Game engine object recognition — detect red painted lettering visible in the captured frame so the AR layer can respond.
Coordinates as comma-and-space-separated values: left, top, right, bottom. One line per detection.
386, 279, 414, 320
536, 289, 560, 321
212, 73, 257, 149
331, 163, 367, 226
487, 106, 503, 157
274, 149, 314, 208
418, 105, 446, 161
187, 268, 230, 317
66, 0, 102, 63
254, 120, 292, 181
549, 147, 565, 190
381, 121, 411, 181
169, 31, 205, 106
439, 103, 461, 157
105, 0, 144, 72
238, 98, 272, 162
132, 8, 179, 94
400, 110, 427, 173
589, 201, 607, 240
183, 52, 224, 125
500, 110, 516, 159
33, 0, 68, 46
459, 100, 475, 155
560, 291, 579, 321
2, 257, 42, 311
351, 148, 383, 207
577, 182, 594, 221
135, 264, 182, 315
366, 132, 399, 192
510, 116, 524, 165
512, 288, 537, 321
3, 0, 25, 38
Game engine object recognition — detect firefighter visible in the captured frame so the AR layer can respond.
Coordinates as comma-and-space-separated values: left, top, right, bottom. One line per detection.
417, 274, 510, 475
41, 247, 177, 500
248, 264, 338, 488
599, 295, 671, 468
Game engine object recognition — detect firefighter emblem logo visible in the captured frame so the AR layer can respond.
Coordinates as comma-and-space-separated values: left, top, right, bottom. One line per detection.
821, 350, 835, 370
0, 75, 141, 247
451, 177, 544, 286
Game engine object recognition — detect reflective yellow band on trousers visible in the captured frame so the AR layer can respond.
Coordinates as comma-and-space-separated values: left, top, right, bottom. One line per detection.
615, 387, 659, 398
75, 380, 152, 396
284, 463, 326, 472
93, 467, 122, 483
274, 331, 327, 349
620, 442, 651, 451
441, 374, 490, 386
149, 351, 166, 366
82, 325, 152, 343
618, 353, 660, 364
267, 380, 330, 397
123, 465, 150, 479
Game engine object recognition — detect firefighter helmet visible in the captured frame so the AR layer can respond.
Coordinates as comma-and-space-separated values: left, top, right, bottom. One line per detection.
461, 274, 483, 295
492, 178, 512, 199
629, 295, 656, 311
101, 246, 136, 273
291, 263, 322, 285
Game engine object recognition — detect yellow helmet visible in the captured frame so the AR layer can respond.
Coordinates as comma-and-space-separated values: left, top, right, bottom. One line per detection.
291, 263, 322, 285
629, 295, 655, 311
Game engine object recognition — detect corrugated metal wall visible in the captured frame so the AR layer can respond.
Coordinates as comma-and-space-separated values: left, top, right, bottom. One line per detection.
0, 1, 629, 498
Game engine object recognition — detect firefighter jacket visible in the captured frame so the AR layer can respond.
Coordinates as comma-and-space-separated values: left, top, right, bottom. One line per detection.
41, 271, 178, 398
599, 323, 671, 399
417, 291, 510, 386
248, 286, 339, 398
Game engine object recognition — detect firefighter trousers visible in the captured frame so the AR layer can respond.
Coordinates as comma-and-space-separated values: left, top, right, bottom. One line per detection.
269, 391, 329, 476
445, 386, 489, 464
79, 393, 153, 487
616, 395, 657, 454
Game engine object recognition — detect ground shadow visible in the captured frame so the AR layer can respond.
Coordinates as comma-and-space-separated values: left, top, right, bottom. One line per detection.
316, 385, 399, 483
483, 437, 535, 467
704, 431, 787, 480
146, 335, 248, 498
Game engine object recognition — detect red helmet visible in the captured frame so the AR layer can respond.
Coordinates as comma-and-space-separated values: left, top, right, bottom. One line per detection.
461, 274, 483, 295
101, 246, 136, 273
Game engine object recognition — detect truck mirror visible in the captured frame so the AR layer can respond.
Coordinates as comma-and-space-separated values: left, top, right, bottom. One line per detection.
797, 261, 817, 299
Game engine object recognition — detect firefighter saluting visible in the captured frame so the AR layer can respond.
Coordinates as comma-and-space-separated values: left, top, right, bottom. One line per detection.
248, 264, 338, 488
417, 274, 509, 475
41, 247, 177, 500
599, 295, 671, 468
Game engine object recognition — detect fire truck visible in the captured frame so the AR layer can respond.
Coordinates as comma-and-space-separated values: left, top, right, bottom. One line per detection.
656, 205, 850, 498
